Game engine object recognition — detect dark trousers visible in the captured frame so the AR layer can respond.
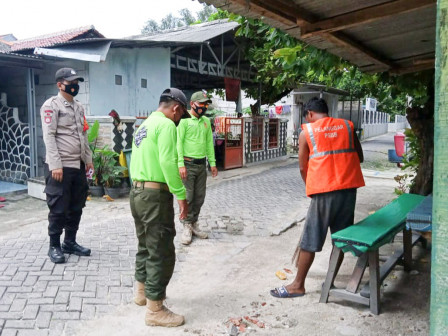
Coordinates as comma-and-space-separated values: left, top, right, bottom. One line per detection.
44, 163, 88, 243
181, 161, 207, 225
130, 186, 176, 300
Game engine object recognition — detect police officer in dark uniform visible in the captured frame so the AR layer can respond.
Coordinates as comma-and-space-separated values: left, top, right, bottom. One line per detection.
41, 67, 93, 264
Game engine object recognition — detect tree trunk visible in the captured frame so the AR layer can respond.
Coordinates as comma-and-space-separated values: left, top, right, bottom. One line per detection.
406, 80, 434, 196
250, 102, 260, 116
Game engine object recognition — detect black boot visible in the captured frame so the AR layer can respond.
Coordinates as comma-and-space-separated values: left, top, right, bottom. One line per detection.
48, 246, 65, 264
62, 230, 91, 256
61, 241, 91, 256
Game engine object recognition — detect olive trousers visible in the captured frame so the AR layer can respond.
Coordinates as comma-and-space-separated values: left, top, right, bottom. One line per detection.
130, 186, 176, 300
181, 161, 207, 225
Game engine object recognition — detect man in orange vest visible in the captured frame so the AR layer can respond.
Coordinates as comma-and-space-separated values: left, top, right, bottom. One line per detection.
270, 97, 365, 298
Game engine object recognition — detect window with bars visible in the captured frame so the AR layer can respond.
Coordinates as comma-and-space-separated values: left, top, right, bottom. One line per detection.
268, 119, 279, 148
251, 118, 264, 151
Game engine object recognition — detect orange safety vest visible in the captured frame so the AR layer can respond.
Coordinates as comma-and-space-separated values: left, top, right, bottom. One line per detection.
301, 117, 365, 197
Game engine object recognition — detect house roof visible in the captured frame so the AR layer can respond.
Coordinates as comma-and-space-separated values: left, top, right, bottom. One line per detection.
0, 50, 46, 69
10, 25, 105, 52
199, 0, 436, 75
0, 34, 17, 42
295, 83, 349, 96
0, 40, 11, 53
130, 19, 240, 43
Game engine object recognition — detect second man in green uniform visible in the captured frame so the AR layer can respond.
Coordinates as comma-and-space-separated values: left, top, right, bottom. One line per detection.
177, 91, 218, 245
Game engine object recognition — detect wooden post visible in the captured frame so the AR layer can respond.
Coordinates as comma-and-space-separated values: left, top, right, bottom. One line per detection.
402, 228, 412, 272
368, 250, 380, 315
431, 0, 448, 334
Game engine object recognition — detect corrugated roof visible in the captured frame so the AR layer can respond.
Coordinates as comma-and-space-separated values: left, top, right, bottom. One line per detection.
199, 0, 436, 74
130, 19, 239, 43
0, 50, 42, 60
10, 25, 105, 52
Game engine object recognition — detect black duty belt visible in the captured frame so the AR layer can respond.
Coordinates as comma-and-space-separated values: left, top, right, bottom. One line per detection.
184, 157, 206, 165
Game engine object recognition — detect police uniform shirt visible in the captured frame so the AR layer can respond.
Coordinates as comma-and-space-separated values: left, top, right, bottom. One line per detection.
40, 93, 92, 171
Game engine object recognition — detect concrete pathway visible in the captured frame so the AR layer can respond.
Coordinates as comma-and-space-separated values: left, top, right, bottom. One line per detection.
0, 132, 429, 336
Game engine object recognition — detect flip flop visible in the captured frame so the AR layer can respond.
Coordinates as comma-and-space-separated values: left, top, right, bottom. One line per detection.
270, 286, 305, 298
0, 197, 6, 202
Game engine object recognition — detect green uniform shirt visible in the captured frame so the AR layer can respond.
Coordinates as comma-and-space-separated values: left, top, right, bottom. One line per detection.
130, 111, 186, 200
177, 113, 216, 168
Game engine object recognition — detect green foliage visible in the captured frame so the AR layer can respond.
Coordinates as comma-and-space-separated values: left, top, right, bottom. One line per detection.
401, 128, 421, 174
394, 128, 421, 193
141, 4, 217, 34
394, 173, 413, 195
87, 121, 101, 186
242, 107, 252, 115
207, 9, 231, 21
227, 14, 432, 115
87, 121, 125, 187
205, 108, 226, 126
87, 120, 100, 147
94, 146, 127, 188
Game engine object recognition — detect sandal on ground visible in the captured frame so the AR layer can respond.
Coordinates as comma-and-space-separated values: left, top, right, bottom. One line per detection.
270, 286, 305, 298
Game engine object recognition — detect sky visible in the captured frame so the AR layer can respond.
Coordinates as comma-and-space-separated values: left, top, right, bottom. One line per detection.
1, 0, 207, 40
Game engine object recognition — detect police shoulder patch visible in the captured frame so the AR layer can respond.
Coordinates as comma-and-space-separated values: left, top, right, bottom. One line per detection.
134, 126, 147, 147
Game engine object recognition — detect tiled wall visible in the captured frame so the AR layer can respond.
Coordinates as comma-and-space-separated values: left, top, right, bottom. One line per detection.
85, 116, 135, 153
0, 93, 30, 184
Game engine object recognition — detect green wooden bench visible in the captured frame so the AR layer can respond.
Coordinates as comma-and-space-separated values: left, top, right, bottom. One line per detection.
319, 193, 426, 315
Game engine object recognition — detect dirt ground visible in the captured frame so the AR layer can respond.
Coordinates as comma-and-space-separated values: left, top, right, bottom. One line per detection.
71, 173, 430, 336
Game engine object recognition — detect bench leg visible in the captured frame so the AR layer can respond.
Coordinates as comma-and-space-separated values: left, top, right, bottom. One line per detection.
320, 246, 342, 303
368, 250, 380, 315
346, 253, 368, 293
403, 228, 412, 272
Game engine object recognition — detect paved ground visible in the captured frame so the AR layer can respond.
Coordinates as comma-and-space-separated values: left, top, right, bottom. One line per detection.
0, 132, 430, 336
360, 132, 402, 172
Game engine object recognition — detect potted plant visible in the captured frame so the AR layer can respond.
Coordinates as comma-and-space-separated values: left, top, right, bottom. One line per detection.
87, 120, 104, 197
98, 147, 127, 199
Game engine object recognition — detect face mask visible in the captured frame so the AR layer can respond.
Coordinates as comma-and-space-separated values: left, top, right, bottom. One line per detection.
63, 83, 79, 97
193, 104, 208, 117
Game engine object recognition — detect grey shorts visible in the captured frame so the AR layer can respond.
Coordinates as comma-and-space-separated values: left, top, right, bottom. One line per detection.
300, 189, 357, 252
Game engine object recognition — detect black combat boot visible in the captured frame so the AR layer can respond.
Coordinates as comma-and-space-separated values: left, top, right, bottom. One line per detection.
61, 230, 91, 256
48, 235, 65, 263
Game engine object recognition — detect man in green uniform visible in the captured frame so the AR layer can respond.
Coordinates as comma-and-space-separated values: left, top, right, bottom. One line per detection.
129, 88, 189, 327
177, 91, 218, 245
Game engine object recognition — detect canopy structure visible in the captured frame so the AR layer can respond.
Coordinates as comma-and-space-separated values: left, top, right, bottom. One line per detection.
198, 1, 446, 335
201, 0, 436, 75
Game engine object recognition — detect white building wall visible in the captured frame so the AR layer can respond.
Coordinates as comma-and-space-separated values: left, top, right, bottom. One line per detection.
388, 115, 410, 132
89, 47, 171, 116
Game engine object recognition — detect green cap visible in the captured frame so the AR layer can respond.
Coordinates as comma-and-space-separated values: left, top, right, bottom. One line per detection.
190, 91, 212, 103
